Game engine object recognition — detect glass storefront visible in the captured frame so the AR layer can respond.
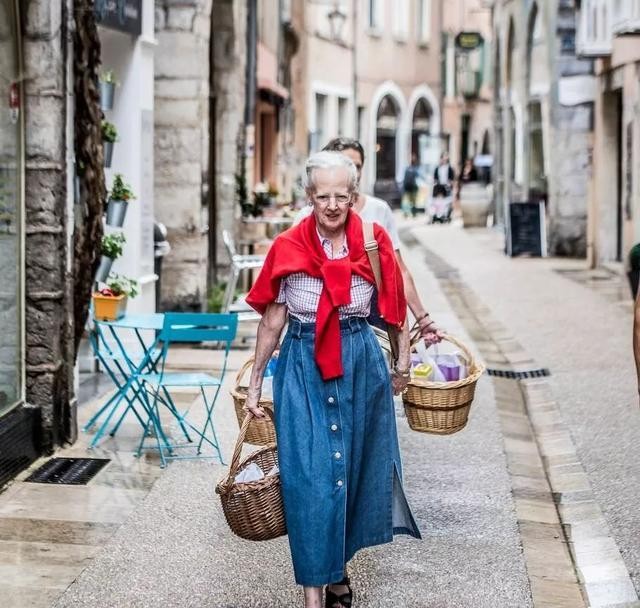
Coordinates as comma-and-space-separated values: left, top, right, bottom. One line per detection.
0, 0, 24, 415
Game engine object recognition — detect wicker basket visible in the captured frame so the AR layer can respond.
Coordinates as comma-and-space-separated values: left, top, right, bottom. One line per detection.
230, 355, 276, 446
216, 410, 286, 542
402, 334, 484, 435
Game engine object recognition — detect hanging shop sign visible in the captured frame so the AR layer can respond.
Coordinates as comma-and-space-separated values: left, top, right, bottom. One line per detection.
455, 32, 484, 51
94, 0, 142, 36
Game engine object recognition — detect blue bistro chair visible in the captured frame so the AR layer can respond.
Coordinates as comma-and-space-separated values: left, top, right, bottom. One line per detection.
136, 313, 238, 468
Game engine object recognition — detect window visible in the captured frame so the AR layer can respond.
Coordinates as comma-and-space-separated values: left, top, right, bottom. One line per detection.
337, 97, 348, 136
367, 0, 383, 32
393, 0, 409, 41
417, 0, 431, 44
0, 0, 24, 413
357, 105, 365, 141
314, 93, 327, 151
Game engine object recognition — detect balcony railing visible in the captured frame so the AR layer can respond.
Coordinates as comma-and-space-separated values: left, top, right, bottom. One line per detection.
576, 0, 613, 56
612, 0, 640, 34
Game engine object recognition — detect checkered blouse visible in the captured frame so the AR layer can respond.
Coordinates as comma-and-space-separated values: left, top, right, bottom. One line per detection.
275, 232, 374, 322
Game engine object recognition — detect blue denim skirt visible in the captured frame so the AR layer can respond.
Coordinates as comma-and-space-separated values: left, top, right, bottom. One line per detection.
273, 317, 421, 587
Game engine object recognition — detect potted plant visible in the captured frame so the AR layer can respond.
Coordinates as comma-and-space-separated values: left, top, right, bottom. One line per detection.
99, 70, 117, 111
91, 273, 138, 321
628, 244, 640, 298
95, 232, 126, 283
106, 174, 135, 227
101, 120, 117, 168
93, 273, 139, 321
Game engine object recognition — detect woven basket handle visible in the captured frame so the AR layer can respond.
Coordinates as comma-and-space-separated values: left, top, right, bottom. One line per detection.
223, 409, 276, 488
235, 355, 255, 387
439, 333, 476, 368
235, 350, 280, 387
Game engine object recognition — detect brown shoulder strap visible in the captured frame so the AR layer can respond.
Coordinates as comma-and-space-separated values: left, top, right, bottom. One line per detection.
363, 221, 382, 290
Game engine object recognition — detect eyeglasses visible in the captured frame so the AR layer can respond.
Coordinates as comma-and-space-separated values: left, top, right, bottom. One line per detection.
313, 193, 352, 206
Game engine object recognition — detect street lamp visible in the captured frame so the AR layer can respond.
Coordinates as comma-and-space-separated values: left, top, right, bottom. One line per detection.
327, 3, 347, 42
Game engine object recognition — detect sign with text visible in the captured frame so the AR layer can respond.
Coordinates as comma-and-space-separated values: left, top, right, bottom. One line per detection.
94, 0, 142, 36
455, 32, 484, 51
506, 202, 547, 257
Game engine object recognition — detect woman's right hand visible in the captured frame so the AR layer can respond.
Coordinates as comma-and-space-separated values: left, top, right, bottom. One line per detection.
245, 390, 266, 418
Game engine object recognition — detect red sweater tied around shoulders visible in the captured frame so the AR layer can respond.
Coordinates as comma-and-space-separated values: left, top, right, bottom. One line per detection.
246, 211, 406, 380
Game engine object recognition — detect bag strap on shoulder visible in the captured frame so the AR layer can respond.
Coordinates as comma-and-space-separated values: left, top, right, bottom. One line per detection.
363, 221, 383, 290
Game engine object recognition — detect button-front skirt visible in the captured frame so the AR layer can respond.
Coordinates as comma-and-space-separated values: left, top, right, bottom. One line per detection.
273, 317, 421, 587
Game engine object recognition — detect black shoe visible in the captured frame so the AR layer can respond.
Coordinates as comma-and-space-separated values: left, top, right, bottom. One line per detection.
325, 576, 352, 608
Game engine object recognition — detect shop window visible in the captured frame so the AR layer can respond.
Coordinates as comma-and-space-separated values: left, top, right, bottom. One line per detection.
314, 93, 327, 151
0, 0, 23, 413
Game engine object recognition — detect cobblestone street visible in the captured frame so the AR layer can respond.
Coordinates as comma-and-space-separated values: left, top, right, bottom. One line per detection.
0, 221, 638, 607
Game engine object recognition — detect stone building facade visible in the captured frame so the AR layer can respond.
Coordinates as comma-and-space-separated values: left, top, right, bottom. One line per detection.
154, 0, 248, 310
441, 0, 493, 173
575, 1, 640, 267
491, 0, 594, 256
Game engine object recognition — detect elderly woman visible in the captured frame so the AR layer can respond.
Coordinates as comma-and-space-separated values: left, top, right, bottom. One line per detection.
245, 152, 421, 608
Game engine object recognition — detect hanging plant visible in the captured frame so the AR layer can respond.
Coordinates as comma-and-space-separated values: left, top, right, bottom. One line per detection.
109, 174, 136, 202
101, 120, 117, 143
100, 232, 126, 259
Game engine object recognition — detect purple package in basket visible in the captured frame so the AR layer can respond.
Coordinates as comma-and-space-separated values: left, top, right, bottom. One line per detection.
438, 363, 461, 382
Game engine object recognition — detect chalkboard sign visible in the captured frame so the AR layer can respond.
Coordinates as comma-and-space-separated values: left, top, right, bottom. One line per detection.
95, 0, 142, 36
506, 201, 547, 257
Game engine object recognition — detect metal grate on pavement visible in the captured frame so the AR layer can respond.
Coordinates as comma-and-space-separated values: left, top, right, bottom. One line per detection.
486, 368, 550, 380
25, 457, 110, 485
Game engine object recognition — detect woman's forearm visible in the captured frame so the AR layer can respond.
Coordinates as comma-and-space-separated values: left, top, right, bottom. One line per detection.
247, 303, 287, 399
397, 317, 410, 371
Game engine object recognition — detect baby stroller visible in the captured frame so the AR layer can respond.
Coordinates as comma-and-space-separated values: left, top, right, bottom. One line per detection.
428, 184, 453, 224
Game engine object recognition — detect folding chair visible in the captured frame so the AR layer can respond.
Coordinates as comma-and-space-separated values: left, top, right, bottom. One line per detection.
221, 229, 265, 317
136, 313, 238, 468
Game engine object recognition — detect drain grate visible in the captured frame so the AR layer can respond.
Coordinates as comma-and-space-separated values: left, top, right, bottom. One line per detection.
25, 457, 110, 485
487, 368, 550, 379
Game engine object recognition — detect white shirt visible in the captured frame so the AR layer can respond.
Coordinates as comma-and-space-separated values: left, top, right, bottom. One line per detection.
437, 164, 451, 185
294, 195, 402, 250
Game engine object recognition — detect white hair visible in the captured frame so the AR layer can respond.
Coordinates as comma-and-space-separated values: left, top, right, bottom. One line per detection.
303, 151, 358, 193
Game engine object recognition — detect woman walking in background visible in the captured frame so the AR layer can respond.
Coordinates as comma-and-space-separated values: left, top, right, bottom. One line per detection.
245, 152, 421, 608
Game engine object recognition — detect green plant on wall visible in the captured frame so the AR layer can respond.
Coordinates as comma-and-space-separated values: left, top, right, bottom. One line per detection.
106, 273, 139, 298
100, 232, 126, 259
109, 174, 136, 201
101, 120, 118, 143
99, 69, 117, 84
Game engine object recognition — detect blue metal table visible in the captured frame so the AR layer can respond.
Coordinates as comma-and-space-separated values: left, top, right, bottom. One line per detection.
85, 313, 172, 449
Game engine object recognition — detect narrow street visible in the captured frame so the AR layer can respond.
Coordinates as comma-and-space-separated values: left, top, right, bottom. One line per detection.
2, 221, 637, 607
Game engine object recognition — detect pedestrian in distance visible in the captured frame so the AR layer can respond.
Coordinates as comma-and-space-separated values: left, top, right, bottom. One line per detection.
433, 151, 455, 198
633, 285, 640, 403
245, 151, 421, 608
296, 137, 444, 346
402, 152, 421, 218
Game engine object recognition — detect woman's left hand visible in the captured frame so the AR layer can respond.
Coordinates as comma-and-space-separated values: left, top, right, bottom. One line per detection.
391, 371, 410, 396
419, 315, 444, 345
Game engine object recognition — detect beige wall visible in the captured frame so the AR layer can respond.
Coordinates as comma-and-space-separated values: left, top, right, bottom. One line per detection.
356, 0, 442, 191
441, 0, 493, 172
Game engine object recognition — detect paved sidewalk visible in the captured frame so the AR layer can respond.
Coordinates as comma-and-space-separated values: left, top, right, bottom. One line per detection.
51, 232, 532, 607
410, 222, 640, 598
